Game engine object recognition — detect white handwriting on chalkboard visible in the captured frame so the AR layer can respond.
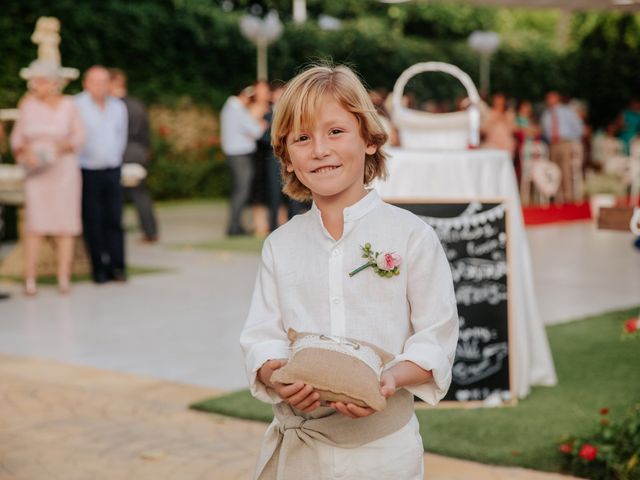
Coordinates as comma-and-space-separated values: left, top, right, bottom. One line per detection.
466, 236, 505, 256
450, 258, 507, 282
452, 342, 508, 385
455, 388, 511, 402
445, 247, 459, 261
456, 282, 507, 305
433, 223, 498, 243
417, 204, 505, 234
458, 325, 495, 344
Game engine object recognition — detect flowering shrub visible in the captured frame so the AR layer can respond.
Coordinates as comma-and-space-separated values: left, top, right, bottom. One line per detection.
557, 404, 640, 480
148, 103, 218, 153
623, 317, 640, 339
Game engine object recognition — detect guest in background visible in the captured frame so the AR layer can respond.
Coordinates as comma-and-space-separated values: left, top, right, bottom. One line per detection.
514, 99, 539, 181
10, 61, 85, 295
620, 97, 640, 155
75, 65, 128, 283
249, 80, 272, 237
258, 82, 288, 232
220, 84, 267, 236
109, 68, 158, 243
541, 91, 584, 203
481, 92, 516, 156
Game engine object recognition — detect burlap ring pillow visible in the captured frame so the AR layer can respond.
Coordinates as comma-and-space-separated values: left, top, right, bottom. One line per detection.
271, 329, 394, 412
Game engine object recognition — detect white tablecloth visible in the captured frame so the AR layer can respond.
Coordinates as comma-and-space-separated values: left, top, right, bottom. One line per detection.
374, 147, 557, 399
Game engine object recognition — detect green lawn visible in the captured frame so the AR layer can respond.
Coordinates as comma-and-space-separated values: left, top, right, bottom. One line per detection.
190, 306, 640, 473
0, 265, 170, 285
170, 236, 264, 254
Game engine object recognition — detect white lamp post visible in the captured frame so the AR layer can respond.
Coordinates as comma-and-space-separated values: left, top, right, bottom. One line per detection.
240, 10, 283, 81
468, 31, 500, 96
293, 0, 307, 24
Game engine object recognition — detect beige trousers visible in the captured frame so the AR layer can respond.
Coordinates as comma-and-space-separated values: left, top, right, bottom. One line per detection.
550, 141, 574, 202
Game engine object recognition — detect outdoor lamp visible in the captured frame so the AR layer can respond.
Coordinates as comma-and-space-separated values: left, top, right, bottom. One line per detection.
240, 10, 283, 81
468, 30, 500, 96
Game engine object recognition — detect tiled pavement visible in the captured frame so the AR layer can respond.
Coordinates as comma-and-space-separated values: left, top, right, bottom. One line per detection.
0, 354, 581, 480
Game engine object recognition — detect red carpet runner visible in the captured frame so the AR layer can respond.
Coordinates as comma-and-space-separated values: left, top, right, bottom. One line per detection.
522, 202, 592, 226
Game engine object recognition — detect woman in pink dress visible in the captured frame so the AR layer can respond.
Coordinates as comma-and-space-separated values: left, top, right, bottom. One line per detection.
10, 62, 85, 295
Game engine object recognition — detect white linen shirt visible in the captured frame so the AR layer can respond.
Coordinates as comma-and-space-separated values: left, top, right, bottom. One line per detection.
74, 91, 128, 170
240, 190, 459, 406
220, 96, 264, 156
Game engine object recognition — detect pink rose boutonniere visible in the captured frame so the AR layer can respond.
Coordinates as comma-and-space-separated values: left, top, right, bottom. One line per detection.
349, 243, 401, 278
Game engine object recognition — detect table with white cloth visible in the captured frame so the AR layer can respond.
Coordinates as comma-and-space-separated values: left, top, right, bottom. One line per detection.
373, 147, 558, 399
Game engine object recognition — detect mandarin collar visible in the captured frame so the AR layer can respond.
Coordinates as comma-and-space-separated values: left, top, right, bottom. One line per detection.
310, 189, 381, 224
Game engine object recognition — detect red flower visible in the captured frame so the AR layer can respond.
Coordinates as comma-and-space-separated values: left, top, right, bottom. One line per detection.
158, 125, 170, 138
558, 443, 572, 454
600, 407, 609, 415
625, 318, 638, 333
579, 444, 598, 462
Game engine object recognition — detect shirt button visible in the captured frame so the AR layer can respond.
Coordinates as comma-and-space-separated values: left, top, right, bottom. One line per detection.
332, 297, 341, 304
332, 249, 340, 256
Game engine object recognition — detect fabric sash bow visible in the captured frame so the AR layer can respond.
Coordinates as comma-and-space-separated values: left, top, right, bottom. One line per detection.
255, 389, 415, 480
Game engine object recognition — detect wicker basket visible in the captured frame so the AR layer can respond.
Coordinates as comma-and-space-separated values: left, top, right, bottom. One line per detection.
391, 62, 480, 150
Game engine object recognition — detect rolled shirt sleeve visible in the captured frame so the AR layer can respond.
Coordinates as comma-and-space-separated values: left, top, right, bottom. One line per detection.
239, 238, 290, 404
391, 224, 459, 405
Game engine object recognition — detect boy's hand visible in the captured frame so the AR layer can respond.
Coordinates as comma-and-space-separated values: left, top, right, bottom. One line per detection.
379, 370, 398, 398
328, 370, 397, 418
275, 382, 321, 413
257, 359, 321, 413
257, 358, 287, 388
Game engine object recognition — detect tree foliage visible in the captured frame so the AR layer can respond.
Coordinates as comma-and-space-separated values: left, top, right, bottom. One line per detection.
1, 2, 637, 126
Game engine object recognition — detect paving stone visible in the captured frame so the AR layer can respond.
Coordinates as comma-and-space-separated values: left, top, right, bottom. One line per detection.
0, 355, 583, 480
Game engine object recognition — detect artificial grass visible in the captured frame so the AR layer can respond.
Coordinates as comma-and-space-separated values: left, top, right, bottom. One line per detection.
170, 236, 264, 254
190, 306, 640, 473
0, 265, 170, 285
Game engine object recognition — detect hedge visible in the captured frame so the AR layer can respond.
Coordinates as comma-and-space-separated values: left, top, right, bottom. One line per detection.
1, 1, 639, 206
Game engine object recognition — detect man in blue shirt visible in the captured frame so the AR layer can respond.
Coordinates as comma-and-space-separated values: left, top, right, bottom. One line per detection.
75, 66, 128, 283
541, 91, 584, 203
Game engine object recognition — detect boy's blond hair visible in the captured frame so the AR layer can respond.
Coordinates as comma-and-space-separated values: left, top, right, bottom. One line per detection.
271, 64, 388, 201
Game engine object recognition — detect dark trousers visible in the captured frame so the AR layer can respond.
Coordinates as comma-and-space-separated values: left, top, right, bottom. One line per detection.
265, 153, 283, 231
226, 153, 254, 235
81, 168, 126, 281
125, 178, 158, 239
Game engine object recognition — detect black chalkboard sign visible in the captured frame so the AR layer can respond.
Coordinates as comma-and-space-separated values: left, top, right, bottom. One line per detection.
391, 199, 515, 406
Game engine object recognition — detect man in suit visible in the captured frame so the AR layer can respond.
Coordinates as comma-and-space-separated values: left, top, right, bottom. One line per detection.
75, 66, 128, 283
109, 68, 158, 243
